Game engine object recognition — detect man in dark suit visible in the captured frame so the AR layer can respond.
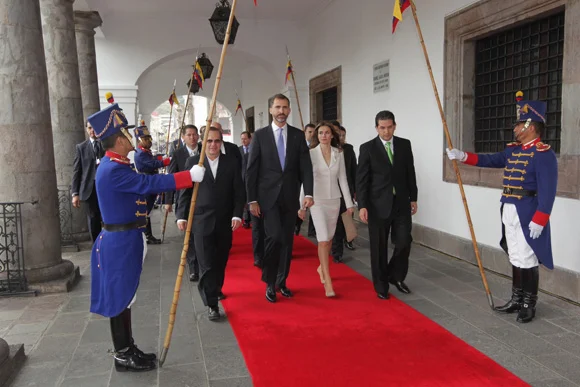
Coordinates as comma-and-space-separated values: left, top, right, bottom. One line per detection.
332, 124, 357, 262
239, 131, 252, 228
71, 120, 105, 242
246, 94, 314, 303
356, 110, 418, 299
165, 125, 201, 281
176, 127, 245, 321
210, 122, 242, 170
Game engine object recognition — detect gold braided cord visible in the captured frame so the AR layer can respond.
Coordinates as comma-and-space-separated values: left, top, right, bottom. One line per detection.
95, 109, 128, 139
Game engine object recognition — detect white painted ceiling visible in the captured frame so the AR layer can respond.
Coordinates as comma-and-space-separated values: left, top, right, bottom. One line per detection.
77, 0, 335, 22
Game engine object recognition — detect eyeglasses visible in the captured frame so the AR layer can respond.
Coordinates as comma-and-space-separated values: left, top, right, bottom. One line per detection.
206, 139, 222, 144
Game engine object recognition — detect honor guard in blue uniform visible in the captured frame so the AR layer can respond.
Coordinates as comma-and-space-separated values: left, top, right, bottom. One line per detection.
446, 91, 558, 323
133, 121, 170, 244
87, 103, 205, 372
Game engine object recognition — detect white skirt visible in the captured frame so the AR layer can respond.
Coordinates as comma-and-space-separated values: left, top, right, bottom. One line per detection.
310, 198, 341, 242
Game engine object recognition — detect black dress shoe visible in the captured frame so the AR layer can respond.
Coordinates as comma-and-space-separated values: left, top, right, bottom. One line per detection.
344, 241, 355, 250
332, 255, 343, 263
266, 286, 277, 303
132, 344, 156, 361
392, 281, 411, 294
377, 292, 390, 300
218, 292, 226, 301
146, 236, 162, 245
278, 286, 293, 298
208, 306, 221, 321
114, 347, 156, 372
189, 273, 199, 282
253, 260, 262, 268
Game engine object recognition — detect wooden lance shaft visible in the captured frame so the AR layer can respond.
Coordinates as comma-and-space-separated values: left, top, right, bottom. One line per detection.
159, 0, 239, 366
289, 64, 305, 130
408, 0, 494, 309
160, 94, 176, 243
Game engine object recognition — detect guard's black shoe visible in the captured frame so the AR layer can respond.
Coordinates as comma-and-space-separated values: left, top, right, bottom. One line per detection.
114, 347, 156, 372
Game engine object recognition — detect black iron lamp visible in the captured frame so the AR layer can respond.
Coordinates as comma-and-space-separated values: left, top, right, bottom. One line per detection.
186, 78, 200, 94
209, 0, 239, 45
197, 53, 214, 80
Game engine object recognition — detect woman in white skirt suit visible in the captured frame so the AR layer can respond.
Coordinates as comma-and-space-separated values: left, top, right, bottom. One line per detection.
298, 122, 355, 297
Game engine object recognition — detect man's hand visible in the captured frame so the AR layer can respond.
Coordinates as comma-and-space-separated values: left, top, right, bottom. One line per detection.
346, 207, 355, 215
250, 202, 261, 217
529, 221, 544, 239
232, 218, 242, 231
297, 209, 306, 220
177, 220, 187, 231
445, 148, 467, 162
303, 197, 314, 209
72, 196, 80, 209
190, 165, 205, 182
359, 208, 368, 224
411, 202, 418, 215
165, 204, 173, 213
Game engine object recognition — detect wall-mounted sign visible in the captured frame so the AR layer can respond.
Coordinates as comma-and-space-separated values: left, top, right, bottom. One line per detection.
373, 60, 390, 93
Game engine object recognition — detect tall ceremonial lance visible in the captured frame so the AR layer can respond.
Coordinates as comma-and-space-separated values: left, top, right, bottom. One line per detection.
159, 0, 241, 366
398, 0, 494, 308
160, 79, 178, 243
285, 45, 305, 130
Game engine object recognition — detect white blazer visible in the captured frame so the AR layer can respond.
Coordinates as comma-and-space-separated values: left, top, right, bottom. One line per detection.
301, 146, 354, 208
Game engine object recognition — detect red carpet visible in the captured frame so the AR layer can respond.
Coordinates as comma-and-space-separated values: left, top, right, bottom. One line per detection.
221, 228, 528, 387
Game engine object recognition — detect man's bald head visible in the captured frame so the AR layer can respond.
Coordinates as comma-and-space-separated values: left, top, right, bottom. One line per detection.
211, 122, 223, 130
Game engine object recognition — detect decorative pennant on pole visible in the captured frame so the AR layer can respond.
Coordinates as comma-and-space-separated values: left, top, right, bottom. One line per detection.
285, 59, 293, 85
235, 98, 242, 115
168, 91, 179, 106
392, 0, 410, 33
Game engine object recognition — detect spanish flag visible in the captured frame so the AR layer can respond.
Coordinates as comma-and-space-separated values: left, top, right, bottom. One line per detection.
168, 91, 179, 106
285, 60, 293, 84
235, 99, 242, 115
392, 0, 410, 34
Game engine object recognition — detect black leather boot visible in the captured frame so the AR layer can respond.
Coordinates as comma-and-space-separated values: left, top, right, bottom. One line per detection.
123, 308, 156, 361
110, 310, 156, 372
517, 266, 539, 323
494, 265, 523, 313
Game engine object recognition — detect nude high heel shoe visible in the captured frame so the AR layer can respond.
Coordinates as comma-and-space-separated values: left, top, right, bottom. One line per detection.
324, 280, 336, 298
317, 266, 325, 284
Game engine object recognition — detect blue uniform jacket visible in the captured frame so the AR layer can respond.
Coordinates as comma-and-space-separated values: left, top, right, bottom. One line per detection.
464, 139, 558, 269
134, 146, 169, 175
90, 151, 192, 317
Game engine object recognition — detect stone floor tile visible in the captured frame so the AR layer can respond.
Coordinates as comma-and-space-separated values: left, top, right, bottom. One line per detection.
18, 308, 57, 324
59, 373, 111, 387
64, 342, 113, 379
45, 312, 90, 336
0, 309, 24, 322
483, 325, 561, 355
27, 334, 80, 366
7, 321, 50, 335
210, 376, 253, 387
532, 352, 580, 383
159, 362, 209, 387
204, 344, 250, 380
4, 331, 42, 347
10, 360, 67, 387
61, 295, 90, 314
79, 319, 112, 345
158, 333, 204, 367
109, 366, 158, 387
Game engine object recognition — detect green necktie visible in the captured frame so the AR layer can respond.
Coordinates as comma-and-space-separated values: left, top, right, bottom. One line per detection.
385, 142, 395, 194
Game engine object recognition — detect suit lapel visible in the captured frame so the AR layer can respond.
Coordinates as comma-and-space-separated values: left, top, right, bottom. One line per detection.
392, 136, 401, 167
265, 126, 283, 172
284, 127, 295, 170
375, 137, 391, 166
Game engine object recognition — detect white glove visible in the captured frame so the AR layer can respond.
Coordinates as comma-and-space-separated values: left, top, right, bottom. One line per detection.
446, 148, 467, 162
190, 165, 205, 182
529, 221, 544, 239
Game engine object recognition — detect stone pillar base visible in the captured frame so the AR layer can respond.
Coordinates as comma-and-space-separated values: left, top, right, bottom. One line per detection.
26, 260, 81, 294
0, 340, 26, 387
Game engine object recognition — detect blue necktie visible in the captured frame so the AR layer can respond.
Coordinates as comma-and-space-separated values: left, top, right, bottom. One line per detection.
277, 128, 285, 170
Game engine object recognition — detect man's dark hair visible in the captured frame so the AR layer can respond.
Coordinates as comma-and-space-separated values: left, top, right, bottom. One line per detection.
101, 132, 123, 150
183, 124, 198, 134
207, 126, 223, 140
305, 123, 315, 130
531, 121, 545, 138
269, 94, 290, 107
340, 126, 346, 132
375, 110, 396, 127
331, 120, 341, 128
240, 131, 251, 138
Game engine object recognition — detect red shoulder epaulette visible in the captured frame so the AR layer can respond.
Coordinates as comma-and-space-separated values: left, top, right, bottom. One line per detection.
535, 142, 551, 152
506, 142, 520, 147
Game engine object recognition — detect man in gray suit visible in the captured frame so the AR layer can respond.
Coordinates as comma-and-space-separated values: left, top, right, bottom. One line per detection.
71, 121, 105, 241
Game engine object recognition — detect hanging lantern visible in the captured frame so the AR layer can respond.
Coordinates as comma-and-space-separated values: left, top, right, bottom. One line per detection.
197, 53, 214, 80
209, 0, 240, 45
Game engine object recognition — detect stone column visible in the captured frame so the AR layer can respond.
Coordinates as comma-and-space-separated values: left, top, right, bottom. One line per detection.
0, 0, 74, 284
74, 11, 102, 123
40, 0, 88, 238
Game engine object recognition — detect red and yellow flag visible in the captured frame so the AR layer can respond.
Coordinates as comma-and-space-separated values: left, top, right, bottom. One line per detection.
285, 60, 293, 84
392, 0, 410, 33
235, 99, 242, 115
168, 91, 179, 106
195, 61, 205, 83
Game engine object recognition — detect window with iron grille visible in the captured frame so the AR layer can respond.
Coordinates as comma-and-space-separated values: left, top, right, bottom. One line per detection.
322, 87, 338, 121
474, 12, 564, 153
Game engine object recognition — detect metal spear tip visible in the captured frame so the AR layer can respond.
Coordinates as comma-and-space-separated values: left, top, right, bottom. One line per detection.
159, 347, 168, 367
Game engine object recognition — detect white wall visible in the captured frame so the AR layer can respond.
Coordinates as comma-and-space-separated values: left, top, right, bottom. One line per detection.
309, 0, 580, 273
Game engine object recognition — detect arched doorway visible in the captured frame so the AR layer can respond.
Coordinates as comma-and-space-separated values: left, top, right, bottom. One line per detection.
148, 95, 234, 154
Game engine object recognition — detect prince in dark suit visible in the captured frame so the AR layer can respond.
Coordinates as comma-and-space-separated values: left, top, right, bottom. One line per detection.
356, 110, 418, 299
246, 94, 314, 302
71, 121, 105, 242
177, 127, 245, 321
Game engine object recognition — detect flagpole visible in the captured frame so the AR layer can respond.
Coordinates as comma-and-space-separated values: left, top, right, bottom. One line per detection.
160, 79, 178, 243
407, 0, 494, 309
286, 46, 305, 130
159, 0, 239, 366
235, 88, 249, 131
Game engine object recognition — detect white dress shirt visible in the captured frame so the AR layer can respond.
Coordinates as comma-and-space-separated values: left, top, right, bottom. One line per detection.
272, 122, 288, 151
379, 137, 394, 155
186, 144, 198, 157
